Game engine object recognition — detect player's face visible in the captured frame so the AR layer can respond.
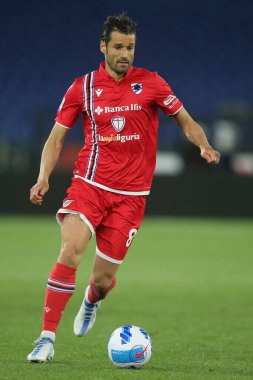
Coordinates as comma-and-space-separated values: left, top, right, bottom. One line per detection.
101, 31, 136, 79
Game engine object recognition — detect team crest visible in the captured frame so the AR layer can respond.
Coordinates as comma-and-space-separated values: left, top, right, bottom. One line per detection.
131, 83, 143, 94
111, 116, 125, 132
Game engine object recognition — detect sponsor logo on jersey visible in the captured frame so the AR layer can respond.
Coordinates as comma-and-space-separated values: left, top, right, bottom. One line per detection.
95, 88, 103, 97
131, 83, 143, 94
95, 106, 103, 115
111, 116, 125, 132
95, 104, 141, 115
163, 94, 176, 106
98, 133, 140, 143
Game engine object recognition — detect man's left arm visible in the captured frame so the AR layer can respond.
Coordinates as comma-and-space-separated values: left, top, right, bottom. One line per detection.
172, 107, 221, 164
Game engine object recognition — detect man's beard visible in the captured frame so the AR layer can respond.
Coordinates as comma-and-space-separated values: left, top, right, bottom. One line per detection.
107, 58, 130, 75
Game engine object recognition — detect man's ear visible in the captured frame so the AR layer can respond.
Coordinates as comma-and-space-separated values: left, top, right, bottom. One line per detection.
100, 41, 106, 54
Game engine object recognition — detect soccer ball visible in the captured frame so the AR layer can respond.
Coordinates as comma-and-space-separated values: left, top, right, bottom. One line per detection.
107, 325, 152, 368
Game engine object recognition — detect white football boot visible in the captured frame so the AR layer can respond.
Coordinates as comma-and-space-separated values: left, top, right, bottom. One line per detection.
74, 286, 101, 337
27, 331, 55, 362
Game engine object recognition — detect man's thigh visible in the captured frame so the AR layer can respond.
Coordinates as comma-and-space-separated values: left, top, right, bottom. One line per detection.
96, 195, 146, 264
61, 214, 91, 250
56, 178, 104, 236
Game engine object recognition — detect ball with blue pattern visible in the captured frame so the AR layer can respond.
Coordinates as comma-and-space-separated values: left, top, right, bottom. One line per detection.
107, 325, 152, 368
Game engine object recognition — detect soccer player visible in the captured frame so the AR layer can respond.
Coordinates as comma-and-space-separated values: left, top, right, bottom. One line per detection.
27, 13, 220, 362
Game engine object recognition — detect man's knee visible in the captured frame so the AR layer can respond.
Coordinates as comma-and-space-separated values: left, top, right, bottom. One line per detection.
58, 241, 83, 267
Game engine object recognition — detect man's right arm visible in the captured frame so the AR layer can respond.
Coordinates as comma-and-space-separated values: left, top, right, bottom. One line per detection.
30, 123, 69, 205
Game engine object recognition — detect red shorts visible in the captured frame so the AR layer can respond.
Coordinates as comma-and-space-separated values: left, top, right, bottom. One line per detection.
56, 178, 146, 264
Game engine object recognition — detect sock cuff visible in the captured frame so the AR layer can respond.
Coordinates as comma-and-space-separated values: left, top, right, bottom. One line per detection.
89, 276, 116, 301
89, 276, 101, 298
48, 262, 77, 290
50, 262, 77, 279
55, 262, 77, 274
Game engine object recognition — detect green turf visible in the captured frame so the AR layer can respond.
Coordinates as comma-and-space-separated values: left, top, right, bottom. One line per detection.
0, 216, 253, 379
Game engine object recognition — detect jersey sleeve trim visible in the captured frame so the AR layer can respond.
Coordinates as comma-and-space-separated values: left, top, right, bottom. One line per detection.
55, 121, 71, 129
154, 72, 183, 116
168, 104, 183, 116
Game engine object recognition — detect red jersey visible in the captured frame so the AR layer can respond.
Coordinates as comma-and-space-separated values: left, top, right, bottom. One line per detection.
55, 62, 183, 195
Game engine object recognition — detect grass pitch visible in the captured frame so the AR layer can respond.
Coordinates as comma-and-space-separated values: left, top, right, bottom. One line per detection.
0, 216, 253, 379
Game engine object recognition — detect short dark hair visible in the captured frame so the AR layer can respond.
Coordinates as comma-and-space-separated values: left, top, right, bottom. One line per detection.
101, 13, 137, 45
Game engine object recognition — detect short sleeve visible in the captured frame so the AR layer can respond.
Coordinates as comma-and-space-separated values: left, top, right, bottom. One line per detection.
154, 73, 183, 116
55, 79, 82, 128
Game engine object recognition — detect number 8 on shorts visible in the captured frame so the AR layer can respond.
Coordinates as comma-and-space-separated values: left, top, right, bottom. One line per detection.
126, 228, 138, 247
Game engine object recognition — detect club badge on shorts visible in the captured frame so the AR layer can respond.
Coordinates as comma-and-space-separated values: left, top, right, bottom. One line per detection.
111, 116, 125, 132
131, 83, 143, 94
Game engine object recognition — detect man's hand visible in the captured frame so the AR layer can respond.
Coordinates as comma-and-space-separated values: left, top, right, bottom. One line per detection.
200, 147, 221, 164
30, 180, 49, 205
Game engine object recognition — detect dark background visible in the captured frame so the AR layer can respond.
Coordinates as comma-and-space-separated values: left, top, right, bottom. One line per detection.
1, 0, 253, 216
